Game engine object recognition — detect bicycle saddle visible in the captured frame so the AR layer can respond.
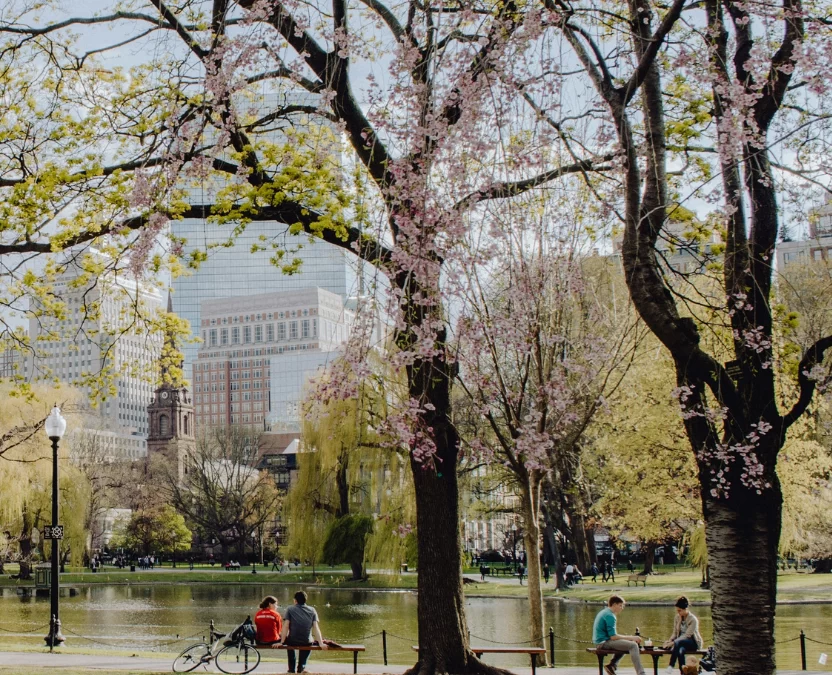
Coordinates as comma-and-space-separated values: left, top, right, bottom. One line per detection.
213, 632, 227, 639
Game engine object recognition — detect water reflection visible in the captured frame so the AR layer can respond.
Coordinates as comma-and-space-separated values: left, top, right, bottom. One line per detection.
0, 585, 828, 670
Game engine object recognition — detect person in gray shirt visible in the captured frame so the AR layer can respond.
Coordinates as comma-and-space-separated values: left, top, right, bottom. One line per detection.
281, 591, 327, 673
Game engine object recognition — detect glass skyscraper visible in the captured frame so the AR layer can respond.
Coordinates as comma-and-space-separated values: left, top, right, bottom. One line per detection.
171, 219, 358, 380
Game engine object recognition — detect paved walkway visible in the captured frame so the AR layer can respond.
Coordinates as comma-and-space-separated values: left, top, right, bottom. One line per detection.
0, 651, 587, 673
0, 651, 812, 674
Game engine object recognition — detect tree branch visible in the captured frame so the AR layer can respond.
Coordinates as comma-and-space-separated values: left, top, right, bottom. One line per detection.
783, 335, 832, 428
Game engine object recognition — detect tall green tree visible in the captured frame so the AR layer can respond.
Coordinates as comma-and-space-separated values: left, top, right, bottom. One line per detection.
112, 505, 192, 556
287, 360, 413, 579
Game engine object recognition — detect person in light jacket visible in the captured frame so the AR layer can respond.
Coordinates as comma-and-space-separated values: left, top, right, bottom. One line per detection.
663, 596, 703, 674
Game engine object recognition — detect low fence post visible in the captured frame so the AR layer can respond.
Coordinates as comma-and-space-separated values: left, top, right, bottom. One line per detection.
383, 629, 388, 666
800, 629, 807, 671
549, 627, 555, 668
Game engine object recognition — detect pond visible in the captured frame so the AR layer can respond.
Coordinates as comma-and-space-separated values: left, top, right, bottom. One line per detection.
1, 585, 830, 670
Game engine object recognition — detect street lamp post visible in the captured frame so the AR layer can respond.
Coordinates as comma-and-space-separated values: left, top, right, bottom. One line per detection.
44, 405, 66, 650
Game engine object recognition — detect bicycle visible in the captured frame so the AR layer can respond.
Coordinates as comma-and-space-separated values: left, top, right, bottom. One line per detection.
173, 620, 261, 674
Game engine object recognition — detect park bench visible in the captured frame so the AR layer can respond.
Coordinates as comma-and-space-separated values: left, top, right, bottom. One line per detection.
587, 647, 706, 675
413, 646, 545, 675
273, 643, 366, 674
626, 573, 648, 586
489, 566, 514, 576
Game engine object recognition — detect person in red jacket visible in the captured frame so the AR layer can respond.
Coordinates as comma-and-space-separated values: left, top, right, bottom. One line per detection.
255, 596, 283, 647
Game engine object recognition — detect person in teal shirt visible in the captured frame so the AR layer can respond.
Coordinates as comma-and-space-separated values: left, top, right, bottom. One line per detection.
592, 595, 645, 675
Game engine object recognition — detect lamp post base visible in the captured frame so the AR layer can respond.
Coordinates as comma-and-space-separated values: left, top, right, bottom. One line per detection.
45, 617, 66, 648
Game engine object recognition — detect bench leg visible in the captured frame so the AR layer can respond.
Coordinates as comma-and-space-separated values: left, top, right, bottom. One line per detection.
531, 652, 537, 675
597, 654, 604, 675
353, 651, 358, 674
651, 653, 660, 675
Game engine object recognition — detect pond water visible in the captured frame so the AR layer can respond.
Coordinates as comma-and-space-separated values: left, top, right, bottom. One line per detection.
1, 585, 830, 670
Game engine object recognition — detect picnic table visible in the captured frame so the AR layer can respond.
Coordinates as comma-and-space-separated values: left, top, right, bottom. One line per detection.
587, 646, 707, 675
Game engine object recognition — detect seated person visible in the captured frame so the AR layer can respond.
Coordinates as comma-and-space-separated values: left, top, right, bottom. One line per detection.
255, 595, 283, 647
282, 591, 327, 673
592, 595, 645, 675
663, 596, 702, 674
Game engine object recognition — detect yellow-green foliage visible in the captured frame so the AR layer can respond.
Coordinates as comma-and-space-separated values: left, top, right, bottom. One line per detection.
285, 361, 415, 571
0, 385, 90, 565
591, 345, 702, 544
778, 436, 832, 559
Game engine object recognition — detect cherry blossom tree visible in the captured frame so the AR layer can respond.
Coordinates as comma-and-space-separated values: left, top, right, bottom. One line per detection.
0, 1, 616, 672
545, 1, 832, 673
453, 207, 640, 649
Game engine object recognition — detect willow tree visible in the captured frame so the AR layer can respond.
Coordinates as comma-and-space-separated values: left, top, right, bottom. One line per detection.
0, 387, 90, 575
287, 360, 414, 579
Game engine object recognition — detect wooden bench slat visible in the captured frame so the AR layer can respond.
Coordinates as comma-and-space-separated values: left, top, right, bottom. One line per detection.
273, 645, 365, 651
587, 647, 706, 675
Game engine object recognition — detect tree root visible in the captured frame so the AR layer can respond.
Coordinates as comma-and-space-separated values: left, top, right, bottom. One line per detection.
404, 653, 515, 675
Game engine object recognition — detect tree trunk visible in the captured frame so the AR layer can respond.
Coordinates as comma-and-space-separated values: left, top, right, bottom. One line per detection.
641, 542, 656, 575
336, 447, 349, 518
404, 333, 509, 675
704, 486, 781, 675
813, 559, 832, 573
350, 561, 364, 581
541, 495, 566, 589
569, 510, 593, 574
519, 474, 546, 664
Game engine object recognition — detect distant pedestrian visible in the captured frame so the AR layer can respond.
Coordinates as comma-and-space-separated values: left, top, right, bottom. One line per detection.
565, 562, 575, 586
591, 562, 599, 583
606, 562, 616, 582
480, 564, 487, 582
543, 562, 550, 584
518, 564, 525, 585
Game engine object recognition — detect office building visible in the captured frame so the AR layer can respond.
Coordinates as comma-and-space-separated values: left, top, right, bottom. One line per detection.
194, 287, 353, 429
27, 256, 163, 459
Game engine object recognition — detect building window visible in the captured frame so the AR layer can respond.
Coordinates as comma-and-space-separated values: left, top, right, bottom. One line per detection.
159, 415, 170, 435
184, 415, 189, 435
210, 329, 218, 346
278, 322, 285, 340
255, 325, 263, 342
290, 321, 298, 339
244, 326, 252, 343
266, 324, 274, 341
221, 328, 229, 345
302, 319, 309, 338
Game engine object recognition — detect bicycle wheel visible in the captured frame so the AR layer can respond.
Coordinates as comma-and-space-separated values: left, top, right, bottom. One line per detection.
173, 643, 211, 673
216, 642, 261, 674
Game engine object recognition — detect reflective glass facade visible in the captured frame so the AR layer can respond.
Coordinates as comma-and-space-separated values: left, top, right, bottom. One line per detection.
171, 219, 358, 380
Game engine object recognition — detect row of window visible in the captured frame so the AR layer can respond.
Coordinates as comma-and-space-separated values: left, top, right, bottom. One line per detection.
204, 320, 318, 347
206, 309, 315, 326
197, 414, 264, 424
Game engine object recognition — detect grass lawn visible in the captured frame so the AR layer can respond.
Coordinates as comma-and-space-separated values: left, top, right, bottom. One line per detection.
464, 568, 832, 604
0, 565, 418, 589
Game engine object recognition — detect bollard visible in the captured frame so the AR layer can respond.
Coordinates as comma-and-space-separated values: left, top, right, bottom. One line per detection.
383, 630, 388, 666
800, 629, 807, 671
549, 627, 555, 668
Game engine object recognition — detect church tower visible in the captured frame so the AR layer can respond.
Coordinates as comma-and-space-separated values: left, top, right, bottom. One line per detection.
146, 293, 195, 482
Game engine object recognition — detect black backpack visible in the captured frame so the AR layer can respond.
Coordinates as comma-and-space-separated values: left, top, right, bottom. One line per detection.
700, 646, 716, 672
230, 617, 257, 644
